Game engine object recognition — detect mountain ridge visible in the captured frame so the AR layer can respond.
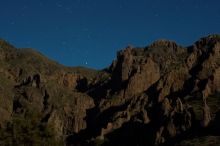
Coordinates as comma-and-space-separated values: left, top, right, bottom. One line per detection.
0, 34, 220, 146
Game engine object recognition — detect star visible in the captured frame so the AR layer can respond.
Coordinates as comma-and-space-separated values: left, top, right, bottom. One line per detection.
82, 28, 89, 32
154, 13, 159, 17
87, 34, 91, 39
10, 21, 15, 25
55, 26, 60, 31
61, 41, 67, 46
26, 41, 32, 46
21, 5, 28, 11
39, 1, 43, 6
56, 2, 63, 8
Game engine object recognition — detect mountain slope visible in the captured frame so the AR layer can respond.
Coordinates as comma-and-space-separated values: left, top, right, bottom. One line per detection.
0, 35, 220, 146
0, 39, 101, 145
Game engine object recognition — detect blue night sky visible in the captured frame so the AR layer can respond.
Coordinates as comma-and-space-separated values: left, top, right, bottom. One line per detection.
0, 0, 220, 69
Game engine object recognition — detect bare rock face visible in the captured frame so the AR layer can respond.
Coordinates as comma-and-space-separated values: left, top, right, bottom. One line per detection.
205, 67, 220, 95
58, 72, 79, 88
0, 40, 98, 146
1, 35, 220, 146
124, 57, 160, 98
48, 93, 94, 136
201, 99, 211, 127
162, 98, 172, 116
155, 126, 165, 145
100, 122, 113, 139
15, 73, 94, 137
156, 67, 190, 102
109, 47, 160, 99
77, 35, 220, 146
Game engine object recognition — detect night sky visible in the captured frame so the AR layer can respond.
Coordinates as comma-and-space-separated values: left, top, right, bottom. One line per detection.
0, 0, 220, 69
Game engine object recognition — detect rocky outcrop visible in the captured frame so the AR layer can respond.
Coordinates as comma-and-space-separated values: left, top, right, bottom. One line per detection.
124, 57, 160, 98
0, 40, 98, 146
1, 35, 220, 146
82, 35, 220, 146
201, 99, 211, 127
107, 47, 160, 99
48, 93, 94, 136
57, 72, 79, 88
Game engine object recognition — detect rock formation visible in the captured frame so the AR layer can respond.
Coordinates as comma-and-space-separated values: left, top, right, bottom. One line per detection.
0, 35, 220, 146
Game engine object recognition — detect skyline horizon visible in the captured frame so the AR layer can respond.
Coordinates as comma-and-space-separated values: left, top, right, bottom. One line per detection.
1, 0, 220, 69
1, 33, 219, 69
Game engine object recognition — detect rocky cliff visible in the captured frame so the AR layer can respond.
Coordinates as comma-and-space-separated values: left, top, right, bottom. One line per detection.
0, 35, 220, 146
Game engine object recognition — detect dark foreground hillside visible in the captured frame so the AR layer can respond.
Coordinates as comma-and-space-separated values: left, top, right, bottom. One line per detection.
0, 35, 220, 146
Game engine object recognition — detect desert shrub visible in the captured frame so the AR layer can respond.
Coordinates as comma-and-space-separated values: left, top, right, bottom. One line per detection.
0, 109, 63, 146
93, 138, 109, 146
